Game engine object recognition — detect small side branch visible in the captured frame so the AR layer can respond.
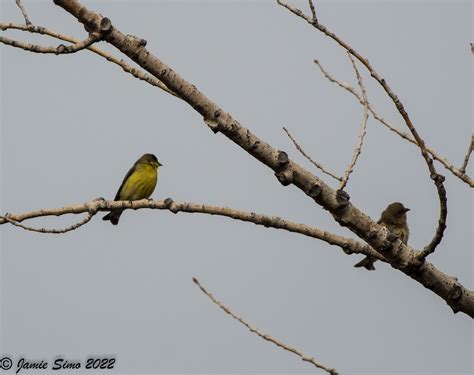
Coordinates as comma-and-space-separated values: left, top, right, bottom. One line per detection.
0, 22, 178, 97
308, 0, 318, 24
15, 0, 32, 25
283, 127, 341, 182
314, 59, 474, 187
192, 277, 339, 375
459, 135, 474, 174
339, 53, 369, 191
416, 173, 448, 260
0, 32, 101, 54
3, 212, 94, 234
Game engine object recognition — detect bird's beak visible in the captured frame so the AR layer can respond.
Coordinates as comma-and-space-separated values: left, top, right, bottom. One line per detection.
404, 208, 410, 212
158, 162, 163, 167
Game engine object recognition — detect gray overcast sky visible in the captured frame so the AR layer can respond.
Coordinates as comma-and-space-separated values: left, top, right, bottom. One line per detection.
1, 0, 472, 374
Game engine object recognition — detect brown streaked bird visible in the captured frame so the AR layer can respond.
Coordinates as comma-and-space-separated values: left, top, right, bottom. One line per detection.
354, 202, 410, 271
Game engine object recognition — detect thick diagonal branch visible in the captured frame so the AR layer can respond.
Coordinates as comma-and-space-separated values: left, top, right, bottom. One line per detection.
50, 0, 474, 317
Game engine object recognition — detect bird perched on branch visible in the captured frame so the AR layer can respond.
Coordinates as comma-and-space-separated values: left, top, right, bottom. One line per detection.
103, 153, 162, 225
354, 202, 410, 270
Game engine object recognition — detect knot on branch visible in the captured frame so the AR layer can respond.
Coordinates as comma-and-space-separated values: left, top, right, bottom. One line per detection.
56, 44, 66, 54
164, 197, 174, 208
250, 140, 260, 152
276, 150, 289, 166
274, 150, 292, 186
335, 190, 350, 210
430, 172, 446, 184
100, 17, 112, 33
449, 284, 462, 302
307, 183, 321, 198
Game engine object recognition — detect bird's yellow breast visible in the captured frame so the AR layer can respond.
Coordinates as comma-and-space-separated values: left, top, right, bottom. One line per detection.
119, 163, 158, 201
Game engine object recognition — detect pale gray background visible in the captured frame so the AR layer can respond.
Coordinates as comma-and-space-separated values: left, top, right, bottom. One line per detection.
1, 0, 472, 374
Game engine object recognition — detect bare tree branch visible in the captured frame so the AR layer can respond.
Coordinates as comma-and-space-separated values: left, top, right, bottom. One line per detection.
308, 0, 318, 24
459, 135, 474, 174
46, 0, 474, 317
0, 198, 383, 261
314, 59, 474, 187
0, 22, 178, 98
0, 32, 101, 54
338, 53, 369, 191
15, 0, 31, 25
192, 277, 339, 375
283, 127, 341, 182
3, 212, 94, 234
277, 0, 448, 261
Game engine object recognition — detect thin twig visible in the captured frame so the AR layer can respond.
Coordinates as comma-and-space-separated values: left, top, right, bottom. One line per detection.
15, 0, 32, 25
3, 212, 94, 234
0, 32, 101, 54
192, 277, 339, 375
338, 53, 369, 191
308, 0, 318, 24
283, 127, 341, 182
0, 22, 178, 98
314, 59, 474, 187
459, 135, 474, 174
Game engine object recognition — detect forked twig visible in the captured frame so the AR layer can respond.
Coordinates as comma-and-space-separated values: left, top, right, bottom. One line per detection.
192, 277, 339, 375
314, 59, 473, 187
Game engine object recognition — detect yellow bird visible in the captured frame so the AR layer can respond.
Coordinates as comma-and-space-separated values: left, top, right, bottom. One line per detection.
103, 153, 162, 225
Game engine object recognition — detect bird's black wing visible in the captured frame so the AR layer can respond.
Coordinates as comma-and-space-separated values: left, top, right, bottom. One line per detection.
113, 162, 138, 201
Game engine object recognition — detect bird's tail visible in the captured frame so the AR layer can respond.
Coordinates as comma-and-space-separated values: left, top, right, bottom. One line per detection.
102, 209, 123, 225
354, 256, 376, 271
